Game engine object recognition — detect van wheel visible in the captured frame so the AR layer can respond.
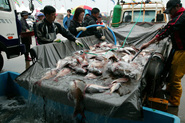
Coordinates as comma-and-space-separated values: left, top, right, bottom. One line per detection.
0, 53, 3, 71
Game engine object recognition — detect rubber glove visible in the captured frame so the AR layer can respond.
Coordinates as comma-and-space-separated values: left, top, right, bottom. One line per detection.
102, 25, 108, 29
100, 36, 106, 41
54, 39, 62, 43
75, 40, 83, 47
76, 27, 87, 32
96, 26, 108, 30
96, 26, 102, 30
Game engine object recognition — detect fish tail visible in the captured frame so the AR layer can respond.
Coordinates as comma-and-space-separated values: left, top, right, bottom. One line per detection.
83, 84, 91, 96
53, 77, 58, 82
105, 92, 112, 95
81, 112, 86, 119
73, 109, 86, 119
34, 80, 42, 86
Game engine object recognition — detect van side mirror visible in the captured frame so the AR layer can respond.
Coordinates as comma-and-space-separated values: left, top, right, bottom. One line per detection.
156, 14, 164, 22
29, 1, 34, 12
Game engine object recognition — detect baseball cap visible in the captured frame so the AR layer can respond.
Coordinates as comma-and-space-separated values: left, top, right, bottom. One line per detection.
37, 12, 44, 17
164, 0, 181, 14
98, 14, 102, 18
21, 11, 29, 16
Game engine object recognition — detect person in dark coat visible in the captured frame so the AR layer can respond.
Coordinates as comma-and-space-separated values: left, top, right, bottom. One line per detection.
35, 6, 82, 45
84, 8, 105, 40
20, 11, 32, 61
33, 12, 45, 38
69, 7, 87, 37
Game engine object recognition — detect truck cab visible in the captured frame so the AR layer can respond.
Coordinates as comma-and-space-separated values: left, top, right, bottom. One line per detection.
0, 0, 34, 71
111, 1, 168, 27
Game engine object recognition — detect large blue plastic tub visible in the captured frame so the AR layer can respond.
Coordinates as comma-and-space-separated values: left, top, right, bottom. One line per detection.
0, 71, 181, 123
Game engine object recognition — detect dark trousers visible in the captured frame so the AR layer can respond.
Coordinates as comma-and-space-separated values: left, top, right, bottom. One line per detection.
21, 37, 31, 60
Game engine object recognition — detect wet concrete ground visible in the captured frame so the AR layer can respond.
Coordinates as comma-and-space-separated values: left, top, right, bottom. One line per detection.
0, 36, 185, 122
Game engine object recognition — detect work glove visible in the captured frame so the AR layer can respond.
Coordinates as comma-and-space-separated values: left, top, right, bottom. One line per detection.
96, 26, 102, 30
54, 39, 62, 43
96, 26, 108, 30
76, 27, 87, 32
100, 36, 106, 41
75, 40, 83, 47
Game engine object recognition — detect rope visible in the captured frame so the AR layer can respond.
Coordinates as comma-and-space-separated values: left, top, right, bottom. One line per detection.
121, 2, 143, 48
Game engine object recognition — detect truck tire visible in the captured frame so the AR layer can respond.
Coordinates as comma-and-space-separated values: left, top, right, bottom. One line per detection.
0, 53, 3, 71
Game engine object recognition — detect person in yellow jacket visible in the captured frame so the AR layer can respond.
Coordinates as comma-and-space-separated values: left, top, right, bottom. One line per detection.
140, 0, 185, 106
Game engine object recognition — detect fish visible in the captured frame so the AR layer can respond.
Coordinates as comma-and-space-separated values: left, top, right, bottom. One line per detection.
74, 67, 87, 74
56, 57, 71, 69
68, 58, 78, 68
88, 60, 105, 75
80, 59, 89, 68
85, 84, 110, 93
53, 68, 71, 82
117, 85, 131, 96
111, 78, 129, 84
109, 61, 133, 76
121, 54, 133, 63
117, 47, 137, 55
84, 73, 97, 79
34, 68, 58, 86
110, 83, 121, 94
68, 79, 86, 118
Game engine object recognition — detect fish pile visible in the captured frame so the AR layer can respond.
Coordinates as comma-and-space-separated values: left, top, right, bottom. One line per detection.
35, 41, 150, 90
35, 42, 151, 117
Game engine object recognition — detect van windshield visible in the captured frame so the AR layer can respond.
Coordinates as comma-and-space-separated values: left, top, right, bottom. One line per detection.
0, 0, 11, 11
123, 10, 155, 22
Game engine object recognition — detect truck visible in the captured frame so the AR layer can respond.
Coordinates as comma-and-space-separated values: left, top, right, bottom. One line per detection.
0, 0, 34, 71
111, 0, 168, 27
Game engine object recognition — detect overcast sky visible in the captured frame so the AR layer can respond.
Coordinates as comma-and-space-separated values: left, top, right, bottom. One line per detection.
17, 0, 185, 13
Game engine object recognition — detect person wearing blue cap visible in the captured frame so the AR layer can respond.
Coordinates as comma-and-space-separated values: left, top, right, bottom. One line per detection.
96, 14, 104, 25
37, 12, 45, 22
33, 12, 45, 44
140, 0, 185, 106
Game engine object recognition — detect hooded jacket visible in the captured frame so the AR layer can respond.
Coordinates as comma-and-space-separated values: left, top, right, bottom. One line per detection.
156, 7, 185, 50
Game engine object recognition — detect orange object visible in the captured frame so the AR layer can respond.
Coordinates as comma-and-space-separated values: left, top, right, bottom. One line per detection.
148, 97, 168, 111
8, 36, 13, 39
